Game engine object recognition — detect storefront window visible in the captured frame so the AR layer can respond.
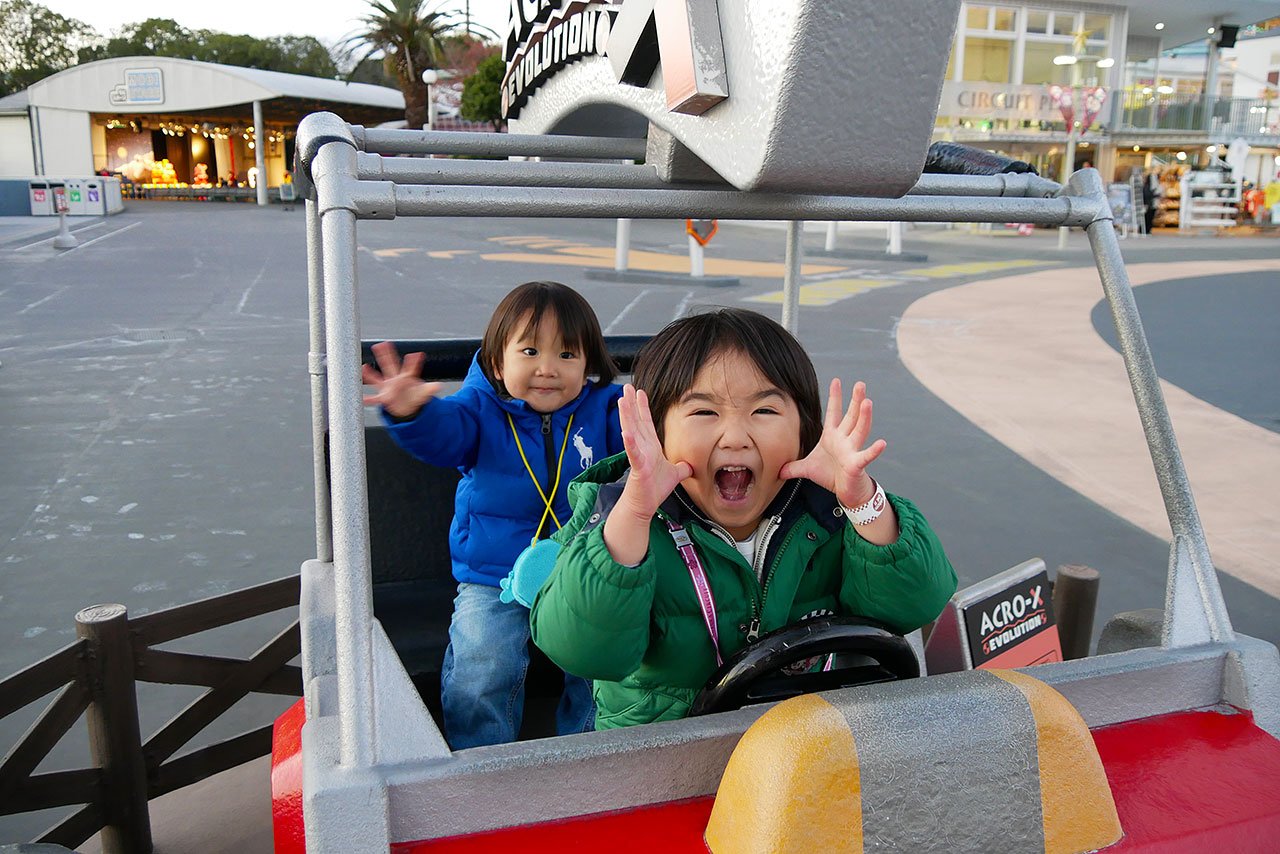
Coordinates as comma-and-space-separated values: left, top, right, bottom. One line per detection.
993, 8, 1017, 31
1083, 13, 1110, 44
963, 36, 1014, 82
1023, 41, 1067, 85
967, 5, 991, 29
1053, 12, 1075, 37
1026, 9, 1050, 35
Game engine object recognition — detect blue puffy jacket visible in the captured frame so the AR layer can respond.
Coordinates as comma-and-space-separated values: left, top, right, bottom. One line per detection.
382, 353, 624, 587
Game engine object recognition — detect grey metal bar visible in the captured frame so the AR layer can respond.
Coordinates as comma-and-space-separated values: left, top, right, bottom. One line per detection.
908, 172, 1062, 198
781, 221, 802, 334
313, 142, 378, 768
386, 184, 1102, 226
357, 154, 682, 189
1080, 169, 1233, 647
355, 154, 1063, 199
305, 198, 333, 563
352, 125, 648, 160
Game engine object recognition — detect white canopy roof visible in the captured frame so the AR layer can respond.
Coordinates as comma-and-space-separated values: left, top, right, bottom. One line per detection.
26, 56, 403, 114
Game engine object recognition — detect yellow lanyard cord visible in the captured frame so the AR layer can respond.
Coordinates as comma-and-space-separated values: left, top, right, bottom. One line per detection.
508, 412, 574, 543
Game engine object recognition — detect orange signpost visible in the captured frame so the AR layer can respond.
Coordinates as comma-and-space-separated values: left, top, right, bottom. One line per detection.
685, 218, 718, 246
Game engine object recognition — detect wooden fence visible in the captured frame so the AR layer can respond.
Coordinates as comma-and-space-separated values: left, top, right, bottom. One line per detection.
0, 574, 302, 851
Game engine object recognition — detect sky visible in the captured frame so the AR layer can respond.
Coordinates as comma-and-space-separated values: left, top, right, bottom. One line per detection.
40, 0, 509, 47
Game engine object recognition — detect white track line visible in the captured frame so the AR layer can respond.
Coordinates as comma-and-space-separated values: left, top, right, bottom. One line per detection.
13, 220, 110, 251
53, 221, 142, 255
604, 288, 653, 334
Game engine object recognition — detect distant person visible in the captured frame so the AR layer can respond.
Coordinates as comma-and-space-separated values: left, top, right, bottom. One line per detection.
531, 308, 957, 729
361, 281, 624, 748
1143, 172, 1162, 233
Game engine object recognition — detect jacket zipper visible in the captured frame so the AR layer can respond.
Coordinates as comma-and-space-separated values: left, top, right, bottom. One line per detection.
539, 414, 555, 539
677, 484, 800, 643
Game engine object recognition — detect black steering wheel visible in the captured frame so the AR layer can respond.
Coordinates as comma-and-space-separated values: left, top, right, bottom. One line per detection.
688, 616, 919, 716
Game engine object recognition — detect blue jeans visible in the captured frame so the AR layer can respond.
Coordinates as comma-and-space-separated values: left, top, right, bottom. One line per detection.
440, 582, 595, 749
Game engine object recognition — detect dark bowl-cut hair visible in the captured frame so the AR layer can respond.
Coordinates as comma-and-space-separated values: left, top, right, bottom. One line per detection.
480, 281, 617, 393
633, 308, 823, 454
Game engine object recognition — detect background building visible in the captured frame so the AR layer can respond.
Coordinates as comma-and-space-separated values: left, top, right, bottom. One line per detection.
0, 56, 403, 191
936, 2, 1280, 192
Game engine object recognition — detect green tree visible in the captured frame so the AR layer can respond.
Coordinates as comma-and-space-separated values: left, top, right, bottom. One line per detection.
460, 52, 505, 130
78, 17, 194, 61
78, 18, 338, 78
344, 0, 471, 129
0, 0, 96, 97
347, 55, 396, 87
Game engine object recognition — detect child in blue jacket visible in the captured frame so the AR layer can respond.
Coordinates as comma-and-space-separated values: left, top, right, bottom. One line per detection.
362, 281, 624, 748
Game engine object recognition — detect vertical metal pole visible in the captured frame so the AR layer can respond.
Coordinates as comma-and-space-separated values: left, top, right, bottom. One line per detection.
306, 198, 333, 563
253, 100, 268, 207
615, 218, 631, 271
1202, 33, 1220, 132
781, 221, 802, 334
824, 221, 838, 252
77, 604, 151, 854
1058, 37, 1086, 251
688, 234, 704, 277
1148, 43, 1163, 129
314, 144, 377, 769
1082, 179, 1234, 647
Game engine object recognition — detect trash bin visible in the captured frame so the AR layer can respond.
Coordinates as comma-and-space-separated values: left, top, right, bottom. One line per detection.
103, 177, 125, 214
64, 178, 87, 216
49, 181, 67, 215
81, 179, 107, 215
29, 179, 53, 216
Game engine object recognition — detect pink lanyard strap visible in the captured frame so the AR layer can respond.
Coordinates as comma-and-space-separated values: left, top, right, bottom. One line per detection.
666, 519, 834, 674
665, 520, 724, 668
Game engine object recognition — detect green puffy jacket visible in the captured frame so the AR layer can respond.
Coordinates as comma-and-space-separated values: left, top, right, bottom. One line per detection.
530, 453, 957, 730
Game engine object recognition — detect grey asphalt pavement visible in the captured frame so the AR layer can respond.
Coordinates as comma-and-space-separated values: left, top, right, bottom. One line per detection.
1, 200, 1277, 842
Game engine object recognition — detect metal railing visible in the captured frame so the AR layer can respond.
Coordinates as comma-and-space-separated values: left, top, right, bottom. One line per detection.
1115, 89, 1280, 137
0, 575, 302, 851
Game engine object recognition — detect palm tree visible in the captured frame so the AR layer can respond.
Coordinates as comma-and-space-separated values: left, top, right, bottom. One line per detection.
344, 0, 470, 129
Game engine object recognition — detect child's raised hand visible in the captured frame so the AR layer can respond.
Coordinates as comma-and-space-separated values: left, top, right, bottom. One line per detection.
617, 383, 693, 520
780, 379, 886, 508
361, 341, 442, 418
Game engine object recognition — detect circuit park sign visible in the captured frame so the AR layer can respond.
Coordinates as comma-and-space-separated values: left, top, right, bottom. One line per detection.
502, 0, 728, 120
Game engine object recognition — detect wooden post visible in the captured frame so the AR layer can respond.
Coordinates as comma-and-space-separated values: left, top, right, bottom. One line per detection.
76, 603, 152, 854
1053, 565, 1100, 661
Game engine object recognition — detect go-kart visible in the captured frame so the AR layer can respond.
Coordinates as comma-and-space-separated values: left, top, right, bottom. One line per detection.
270, 2, 1280, 850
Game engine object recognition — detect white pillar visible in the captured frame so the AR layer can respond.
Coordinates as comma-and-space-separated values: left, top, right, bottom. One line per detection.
253, 100, 268, 206
824, 221, 838, 252
688, 234, 704, 277
615, 219, 631, 271
887, 221, 903, 255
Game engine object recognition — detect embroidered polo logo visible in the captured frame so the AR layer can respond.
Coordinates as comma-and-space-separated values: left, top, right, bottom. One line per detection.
573, 428, 594, 469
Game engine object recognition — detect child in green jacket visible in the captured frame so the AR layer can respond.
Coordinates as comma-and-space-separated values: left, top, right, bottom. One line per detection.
530, 308, 956, 729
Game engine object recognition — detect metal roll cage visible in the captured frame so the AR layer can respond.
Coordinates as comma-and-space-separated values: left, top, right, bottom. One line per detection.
293, 110, 1275, 851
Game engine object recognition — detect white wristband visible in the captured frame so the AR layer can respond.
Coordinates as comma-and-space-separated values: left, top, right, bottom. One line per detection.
843, 478, 887, 527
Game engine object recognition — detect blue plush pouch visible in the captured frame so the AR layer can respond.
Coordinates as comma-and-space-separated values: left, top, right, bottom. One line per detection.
498, 539, 562, 608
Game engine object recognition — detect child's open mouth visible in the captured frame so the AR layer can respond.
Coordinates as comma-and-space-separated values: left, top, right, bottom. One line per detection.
714, 466, 754, 502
